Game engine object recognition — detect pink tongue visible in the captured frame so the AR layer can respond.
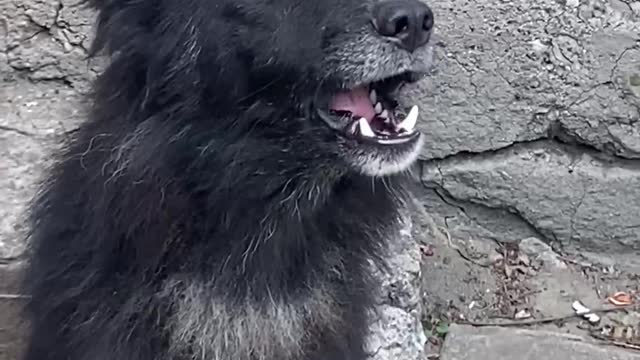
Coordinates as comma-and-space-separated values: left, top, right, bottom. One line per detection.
329, 86, 375, 122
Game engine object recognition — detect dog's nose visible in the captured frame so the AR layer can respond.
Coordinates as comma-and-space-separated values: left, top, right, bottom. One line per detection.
372, 0, 434, 53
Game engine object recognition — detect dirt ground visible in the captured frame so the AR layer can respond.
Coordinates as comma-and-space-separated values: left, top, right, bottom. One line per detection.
412, 195, 640, 357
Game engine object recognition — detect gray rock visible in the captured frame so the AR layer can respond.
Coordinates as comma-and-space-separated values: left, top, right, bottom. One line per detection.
367, 215, 427, 360
517, 238, 602, 319
421, 141, 640, 253
400, 0, 640, 261
440, 324, 640, 360
0, 81, 84, 259
403, 0, 640, 160
519, 237, 567, 271
1, 0, 101, 90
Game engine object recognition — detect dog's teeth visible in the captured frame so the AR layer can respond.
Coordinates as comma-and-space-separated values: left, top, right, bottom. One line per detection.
397, 105, 418, 132
380, 109, 388, 119
358, 118, 375, 137
374, 102, 382, 114
348, 121, 359, 134
369, 89, 377, 104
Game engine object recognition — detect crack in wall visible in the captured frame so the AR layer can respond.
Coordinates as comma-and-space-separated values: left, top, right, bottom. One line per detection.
2, 0, 94, 88
422, 109, 640, 164
417, 168, 558, 247
416, 113, 640, 250
0, 125, 37, 137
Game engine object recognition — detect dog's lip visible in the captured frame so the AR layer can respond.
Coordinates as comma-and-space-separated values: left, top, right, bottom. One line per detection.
317, 106, 421, 146
316, 75, 422, 146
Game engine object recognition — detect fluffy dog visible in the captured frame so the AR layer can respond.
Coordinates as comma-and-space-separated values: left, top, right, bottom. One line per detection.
21, 0, 434, 359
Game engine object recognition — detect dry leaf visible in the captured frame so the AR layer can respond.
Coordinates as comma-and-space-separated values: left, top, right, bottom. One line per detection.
608, 292, 634, 306
504, 264, 513, 278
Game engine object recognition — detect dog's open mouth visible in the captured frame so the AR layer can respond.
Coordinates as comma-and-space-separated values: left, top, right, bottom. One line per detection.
318, 72, 421, 145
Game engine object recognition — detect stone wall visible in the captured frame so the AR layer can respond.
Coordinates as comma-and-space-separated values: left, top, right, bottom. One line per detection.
406, 0, 640, 263
1, 0, 99, 88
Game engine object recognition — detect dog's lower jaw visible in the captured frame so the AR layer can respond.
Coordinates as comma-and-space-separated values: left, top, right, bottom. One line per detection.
347, 132, 424, 177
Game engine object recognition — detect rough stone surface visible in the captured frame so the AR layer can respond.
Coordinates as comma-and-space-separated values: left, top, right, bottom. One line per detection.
0, 81, 85, 260
1, 0, 102, 90
405, 0, 640, 256
368, 216, 427, 360
410, 0, 640, 160
440, 324, 640, 360
420, 141, 640, 254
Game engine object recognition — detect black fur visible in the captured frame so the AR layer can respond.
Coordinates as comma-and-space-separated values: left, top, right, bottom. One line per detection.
21, 0, 434, 359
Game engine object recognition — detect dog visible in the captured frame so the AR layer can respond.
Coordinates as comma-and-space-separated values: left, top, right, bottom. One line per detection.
21, 0, 434, 359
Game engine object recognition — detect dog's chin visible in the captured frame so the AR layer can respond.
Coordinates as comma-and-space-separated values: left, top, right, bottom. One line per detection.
316, 70, 425, 177
340, 132, 424, 177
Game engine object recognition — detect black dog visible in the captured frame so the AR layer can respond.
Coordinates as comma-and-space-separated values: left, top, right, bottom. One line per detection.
22, 0, 434, 359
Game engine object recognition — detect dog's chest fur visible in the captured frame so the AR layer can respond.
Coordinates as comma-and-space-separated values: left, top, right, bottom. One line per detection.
161, 255, 352, 360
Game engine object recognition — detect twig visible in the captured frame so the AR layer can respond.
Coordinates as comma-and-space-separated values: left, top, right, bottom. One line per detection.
600, 340, 640, 351
557, 256, 593, 268
481, 289, 541, 312
590, 333, 640, 351
438, 226, 492, 267
460, 305, 637, 327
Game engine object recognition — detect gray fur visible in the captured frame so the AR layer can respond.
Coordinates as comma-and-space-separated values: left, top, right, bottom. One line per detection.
161, 276, 345, 360
325, 30, 435, 89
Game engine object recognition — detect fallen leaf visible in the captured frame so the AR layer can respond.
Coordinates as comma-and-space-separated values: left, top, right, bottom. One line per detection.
608, 292, 634, 306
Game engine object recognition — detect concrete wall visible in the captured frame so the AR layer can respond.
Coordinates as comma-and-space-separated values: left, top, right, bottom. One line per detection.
1, 0, 639, 359
408, 0, 640, 261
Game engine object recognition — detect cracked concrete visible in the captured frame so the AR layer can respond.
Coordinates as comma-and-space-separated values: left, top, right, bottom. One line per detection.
441, 325, 640, 360
420, 140, 640, 254
406, 0, 640, 161
1, 0, 102, 89
402, 0, 640, 261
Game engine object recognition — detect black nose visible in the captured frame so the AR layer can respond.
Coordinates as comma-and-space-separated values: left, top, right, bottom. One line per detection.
372, 0, 434, 53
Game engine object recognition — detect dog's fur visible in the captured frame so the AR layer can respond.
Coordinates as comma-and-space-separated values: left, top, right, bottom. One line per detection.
21, 0, 434, 359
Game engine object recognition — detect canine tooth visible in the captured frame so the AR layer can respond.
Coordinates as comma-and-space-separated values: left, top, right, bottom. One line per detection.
358, 118, 375, 137
369, 89, 377, 104
374, 102, 383, 114
349, 121, 359, 134
397, 105, 418, 132
380, 110, 388, 119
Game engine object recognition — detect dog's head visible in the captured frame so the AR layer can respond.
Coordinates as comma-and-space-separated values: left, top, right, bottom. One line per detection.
89, 0, 434, 177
